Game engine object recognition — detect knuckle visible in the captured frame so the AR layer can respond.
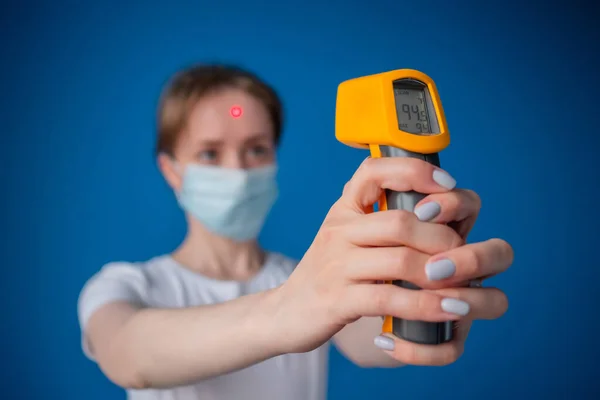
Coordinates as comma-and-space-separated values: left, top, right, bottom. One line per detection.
342, 181, 352, 195
357, 157, 378, 178
445, 191, 461, 210
372, 286, 392, 314
391, 210, 414, 231
394, 247, 412, 278
319, 223, 343, 245
380, 210, 413, 243
464, 189, 482, 209
464, 248, 484, 277
416, 291, 438, 316
342, 158, 377, 197
325, 200, 343, 218
403, 157, 422, 175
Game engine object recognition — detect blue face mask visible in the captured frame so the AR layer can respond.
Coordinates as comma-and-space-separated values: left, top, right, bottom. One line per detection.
177, 163, 278, 242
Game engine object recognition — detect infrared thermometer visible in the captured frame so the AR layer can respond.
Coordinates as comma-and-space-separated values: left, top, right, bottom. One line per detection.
335, 69, 452, 345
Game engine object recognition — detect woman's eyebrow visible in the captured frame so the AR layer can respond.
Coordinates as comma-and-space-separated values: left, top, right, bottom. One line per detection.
195, 138, 224, 147
244, 133, 271, 143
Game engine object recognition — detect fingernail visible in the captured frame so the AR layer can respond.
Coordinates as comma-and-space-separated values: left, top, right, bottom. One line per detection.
441, 298, 470, 316
433, 169, 456, 190
425, 258, 456, 280
374, 335, 395, 351
414, 201, 441, 222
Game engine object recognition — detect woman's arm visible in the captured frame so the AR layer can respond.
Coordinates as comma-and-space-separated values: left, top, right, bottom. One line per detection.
83, 157, 512, 388
85, 289, 282, 389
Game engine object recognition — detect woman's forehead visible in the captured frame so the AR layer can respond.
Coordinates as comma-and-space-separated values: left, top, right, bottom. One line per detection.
184, 89, 273, 145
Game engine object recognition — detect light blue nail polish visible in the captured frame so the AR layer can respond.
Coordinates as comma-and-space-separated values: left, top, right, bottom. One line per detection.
374, 335, 395, 351
414, 202, 441, 222
441, 298, 470, 316
433, 170, 456, 190
425, 258, 456, 281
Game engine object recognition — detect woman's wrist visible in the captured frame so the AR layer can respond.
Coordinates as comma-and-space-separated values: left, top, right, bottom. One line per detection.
243, 287, 288, 359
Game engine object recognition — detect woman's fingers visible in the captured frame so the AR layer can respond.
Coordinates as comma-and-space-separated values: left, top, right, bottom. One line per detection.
345, 283, 508, 323
374, 321, 473, 366
414, 189, 481, 238
374, 333, 464, 366
344, 239, 513, 290
414, 189, 481, 224
345, 246, 431, 282
369, 285, 507, 366
423, 239, 514, 286
433, 287, 509, 320
343, 210, 464, 253
344, 284, 469, 323
340, 157, 457, 213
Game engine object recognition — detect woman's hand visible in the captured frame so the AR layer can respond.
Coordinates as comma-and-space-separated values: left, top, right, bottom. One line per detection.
332, 184, 509, 367
273, 157, 513, 366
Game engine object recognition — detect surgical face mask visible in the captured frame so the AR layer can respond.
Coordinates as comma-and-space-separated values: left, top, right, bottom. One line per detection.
176, 163, 278, 242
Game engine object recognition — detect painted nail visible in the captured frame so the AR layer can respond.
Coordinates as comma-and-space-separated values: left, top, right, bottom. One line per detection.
433, 169, 456, 190
414, 201, 441, 222
425, 258, 456, 281
441, 298, 470, 316
374, 335, 395, 351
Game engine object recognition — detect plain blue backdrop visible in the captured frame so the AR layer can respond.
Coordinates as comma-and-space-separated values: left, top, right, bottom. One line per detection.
2, 0, 599, 399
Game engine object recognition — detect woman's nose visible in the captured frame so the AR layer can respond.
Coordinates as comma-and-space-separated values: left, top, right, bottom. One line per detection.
221, 151, 247, 170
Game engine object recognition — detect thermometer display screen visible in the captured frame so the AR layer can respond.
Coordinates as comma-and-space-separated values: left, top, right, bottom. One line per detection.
393, 81, 433, 135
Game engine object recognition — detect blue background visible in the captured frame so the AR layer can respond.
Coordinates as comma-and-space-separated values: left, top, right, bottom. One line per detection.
2, 0, 599, 398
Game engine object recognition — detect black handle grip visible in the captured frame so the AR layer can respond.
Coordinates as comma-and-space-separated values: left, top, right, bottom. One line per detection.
380, 145, 453, 345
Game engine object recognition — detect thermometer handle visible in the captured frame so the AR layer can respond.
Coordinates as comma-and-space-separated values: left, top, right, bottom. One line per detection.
379, 145, 453, 345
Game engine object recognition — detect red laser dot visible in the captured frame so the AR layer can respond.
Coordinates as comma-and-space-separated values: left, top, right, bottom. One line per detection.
230, 106, 242, 118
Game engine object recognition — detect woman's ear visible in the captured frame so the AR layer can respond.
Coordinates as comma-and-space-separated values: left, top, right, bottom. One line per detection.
157, 153, 183, 192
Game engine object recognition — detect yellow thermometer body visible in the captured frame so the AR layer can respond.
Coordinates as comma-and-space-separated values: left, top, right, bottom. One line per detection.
335, 69, 452, 345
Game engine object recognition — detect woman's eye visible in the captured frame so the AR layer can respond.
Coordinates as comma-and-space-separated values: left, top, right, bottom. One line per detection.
248, 146, 270, 158
198, 149, 218, 162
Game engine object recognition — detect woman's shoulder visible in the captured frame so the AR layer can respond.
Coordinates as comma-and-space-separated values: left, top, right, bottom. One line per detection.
99, 254, 172, 271
77, 256, 174, 329
83, 255, 176, 285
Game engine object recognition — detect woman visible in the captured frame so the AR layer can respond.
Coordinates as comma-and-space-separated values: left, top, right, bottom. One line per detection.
78, 64, 513, 400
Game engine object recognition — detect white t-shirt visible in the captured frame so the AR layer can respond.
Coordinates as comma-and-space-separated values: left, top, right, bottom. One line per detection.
77, 252, 329, 400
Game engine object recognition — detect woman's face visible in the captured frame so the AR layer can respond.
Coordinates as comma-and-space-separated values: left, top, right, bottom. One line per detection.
172, 87, 276, 169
